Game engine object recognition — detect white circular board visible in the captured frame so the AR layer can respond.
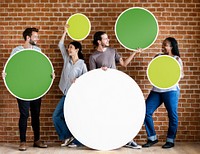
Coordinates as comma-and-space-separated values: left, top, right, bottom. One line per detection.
64, 69, 145, 150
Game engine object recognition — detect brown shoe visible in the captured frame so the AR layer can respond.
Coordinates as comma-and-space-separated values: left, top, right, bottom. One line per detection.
19, 142, 27, 151
33, 140, 48, 148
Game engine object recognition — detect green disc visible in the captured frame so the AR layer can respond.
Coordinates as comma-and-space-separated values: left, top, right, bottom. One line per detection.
147, 55, 181, 89
67, 13, 91, 41
3, 49, 54, 100
115, 7, 159, 51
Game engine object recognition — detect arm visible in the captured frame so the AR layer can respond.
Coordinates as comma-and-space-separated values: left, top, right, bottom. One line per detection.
58, 24, 69, 60
72, 63, 88, 83
89, 55, 97, 70
119, 48, 142, 67
82, 63, 88, 74
176, 56, 184, 78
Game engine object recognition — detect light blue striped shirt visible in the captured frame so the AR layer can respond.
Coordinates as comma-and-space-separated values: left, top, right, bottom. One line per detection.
58, 41, 87, 95
11, 45, 41, 56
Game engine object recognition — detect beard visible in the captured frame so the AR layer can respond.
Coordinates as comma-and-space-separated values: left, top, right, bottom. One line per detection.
29, 39, 37, 46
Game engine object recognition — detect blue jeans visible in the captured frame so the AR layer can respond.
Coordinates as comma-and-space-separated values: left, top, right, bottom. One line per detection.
144, 90, 180, 143
52, 95, 81, 145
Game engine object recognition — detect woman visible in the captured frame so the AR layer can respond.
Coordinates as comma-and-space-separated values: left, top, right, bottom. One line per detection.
52, 24, 87, 147
143, 37, 184, 149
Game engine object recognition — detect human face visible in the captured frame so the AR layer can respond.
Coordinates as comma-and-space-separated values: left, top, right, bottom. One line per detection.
28, 31, 39, 45
162, 40, 172, 55
68, 44, 78, 57
99, 34, 109, 47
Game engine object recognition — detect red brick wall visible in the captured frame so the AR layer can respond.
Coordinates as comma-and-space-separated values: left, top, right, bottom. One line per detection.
0, 0, 199, 143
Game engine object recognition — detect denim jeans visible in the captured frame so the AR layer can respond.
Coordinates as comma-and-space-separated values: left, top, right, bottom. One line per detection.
144, 90, 180, 143
17, 98, 41, 142
52, 95, 81, 145
53, 95, 72, 140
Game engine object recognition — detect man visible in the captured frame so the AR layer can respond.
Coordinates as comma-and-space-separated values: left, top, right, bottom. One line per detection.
9, 28, 48, 151
89, 31, 142, 149
89, 31, 142, 70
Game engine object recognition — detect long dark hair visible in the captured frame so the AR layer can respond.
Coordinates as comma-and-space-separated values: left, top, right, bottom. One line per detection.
69, 41, 84, 60
92, 31, 106, 48
165, 37, 180, 57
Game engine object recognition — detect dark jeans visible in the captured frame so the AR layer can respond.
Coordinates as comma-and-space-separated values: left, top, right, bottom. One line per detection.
17, 98, 41, 142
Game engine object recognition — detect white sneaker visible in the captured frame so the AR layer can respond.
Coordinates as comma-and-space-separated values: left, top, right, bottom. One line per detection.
125, 141, 142, 149
68, 143, 78, 148
61, 137, 74, 147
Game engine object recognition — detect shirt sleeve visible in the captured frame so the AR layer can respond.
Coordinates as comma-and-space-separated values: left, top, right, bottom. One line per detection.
58, 40, 69, 62
82, 63, 88, 74
115, 50, 121, 64
10, 48, 17, 57
89, 55, 96, 70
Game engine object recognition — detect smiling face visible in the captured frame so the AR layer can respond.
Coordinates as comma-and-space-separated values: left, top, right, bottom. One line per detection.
162, 40, 172, 55
27, 31, 39, 45
98, 33, 110, 47
68, 44, 78, 57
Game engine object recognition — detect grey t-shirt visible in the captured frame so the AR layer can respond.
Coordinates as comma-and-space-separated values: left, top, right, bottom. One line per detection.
89, 47, 121, 70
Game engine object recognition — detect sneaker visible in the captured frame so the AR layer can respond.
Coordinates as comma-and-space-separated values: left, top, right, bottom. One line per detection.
68, 142, 78, 148
61, 137, 74, 147
125, 141, 142, 149
19, 142, 27, 151
33, 140, 48, 148
142, 139, 158, 148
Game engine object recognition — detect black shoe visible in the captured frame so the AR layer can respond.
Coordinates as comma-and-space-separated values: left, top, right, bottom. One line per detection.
142, 139, 158, 148
162, 142, 174, 148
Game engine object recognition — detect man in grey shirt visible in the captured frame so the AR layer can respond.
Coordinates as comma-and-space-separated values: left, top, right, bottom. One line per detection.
89, 31, 141, 70
89, 31, 142, 149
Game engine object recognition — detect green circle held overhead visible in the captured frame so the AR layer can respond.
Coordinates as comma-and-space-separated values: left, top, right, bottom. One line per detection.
147, 55, 181, 89
115, 7, 159, 51
67, 13, 91, 41
3, 49, 54, 101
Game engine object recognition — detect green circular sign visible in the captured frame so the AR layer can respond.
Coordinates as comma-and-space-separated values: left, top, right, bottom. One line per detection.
147, 55, 181, 89
115, 7, 159, 51
3, 49, 54, 100
67, 13, 91, 41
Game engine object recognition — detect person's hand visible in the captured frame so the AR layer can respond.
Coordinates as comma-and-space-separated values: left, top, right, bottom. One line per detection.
2, 71, 6, 79
64, 23, 70, 32
134, 48, 143, 53
51, 71, 56, 80
101, 66, 108, 71
72, 78, 77, 83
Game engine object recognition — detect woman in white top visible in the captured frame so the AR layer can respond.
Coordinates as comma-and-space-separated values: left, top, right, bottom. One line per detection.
52, 25, 87, 147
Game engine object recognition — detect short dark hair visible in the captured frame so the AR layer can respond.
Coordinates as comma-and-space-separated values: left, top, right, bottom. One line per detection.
23, 27, 39, 41
69, 41, 84, 60
165, 37, 180, 57
92, 31, 106, 48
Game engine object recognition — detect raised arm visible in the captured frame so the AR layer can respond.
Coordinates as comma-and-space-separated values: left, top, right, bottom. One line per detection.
58, 24, 69, 60
119, 48, 142, 67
